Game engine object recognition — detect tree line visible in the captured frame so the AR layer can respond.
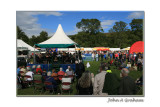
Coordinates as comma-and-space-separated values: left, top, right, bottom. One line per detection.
17, 18, 143, 48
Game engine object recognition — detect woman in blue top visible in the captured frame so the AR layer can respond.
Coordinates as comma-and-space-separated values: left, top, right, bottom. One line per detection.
45, 72, 57, 92
110, 53, 113, 60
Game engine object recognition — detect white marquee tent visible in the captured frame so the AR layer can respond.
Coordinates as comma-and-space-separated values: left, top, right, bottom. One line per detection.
35, 24, 79, 48
17, 39, 39, 51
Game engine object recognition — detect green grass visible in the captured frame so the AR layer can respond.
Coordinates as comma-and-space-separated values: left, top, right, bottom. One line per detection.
17, 59, 143, 96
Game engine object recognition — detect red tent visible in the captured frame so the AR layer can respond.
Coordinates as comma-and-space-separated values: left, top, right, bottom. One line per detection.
129, 41, 144, 54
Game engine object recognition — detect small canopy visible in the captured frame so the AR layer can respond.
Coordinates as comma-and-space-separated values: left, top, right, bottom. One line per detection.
129, 41, 144, 54
109, 48, 120, 51
35, 24, 79, 48
17, 39, 38, 51
93, 47, 109, 51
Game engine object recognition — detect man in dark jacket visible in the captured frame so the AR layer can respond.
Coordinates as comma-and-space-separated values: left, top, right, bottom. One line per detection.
102, 72, 120, 95
119, 68, 137, 95
75, 60, 85, 80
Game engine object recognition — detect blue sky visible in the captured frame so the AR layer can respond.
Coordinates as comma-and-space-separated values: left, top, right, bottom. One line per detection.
16, 11, 144, 37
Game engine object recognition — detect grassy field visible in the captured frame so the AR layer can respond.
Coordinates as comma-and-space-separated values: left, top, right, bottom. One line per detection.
17, 59, 143, 96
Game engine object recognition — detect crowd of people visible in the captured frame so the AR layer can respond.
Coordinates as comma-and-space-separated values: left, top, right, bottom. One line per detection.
30, 51, 82, 64
90, 51, 143, 71
17, 50, 143, 95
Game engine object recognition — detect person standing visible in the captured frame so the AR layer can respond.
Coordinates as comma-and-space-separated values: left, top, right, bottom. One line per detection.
102, 72, 120, 95
109, 52, 113, 60
119, 68, 137, 95
93, 62, 107, 95
101, 52, 104, 61
95, 52, 99, 61
113, 52, 115, 60
106, 52, 108, 60
77, 71, 93, 95
92, 52, 95, 61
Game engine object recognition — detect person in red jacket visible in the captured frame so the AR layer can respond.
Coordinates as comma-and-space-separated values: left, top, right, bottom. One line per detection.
57, 67, 65, 81
115, 53, 119, 59
36, 65, 43, 73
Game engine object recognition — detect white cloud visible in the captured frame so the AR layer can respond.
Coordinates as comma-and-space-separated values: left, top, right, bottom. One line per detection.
16, 11, 63, 37
66, 26, 82, 35
101, 20, 117, 29
27, 11, 63, 16
127, 11, 144, 19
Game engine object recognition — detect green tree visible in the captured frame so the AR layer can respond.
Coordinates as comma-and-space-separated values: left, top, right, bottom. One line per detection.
71, 31, 108, 47
108, 21, 129, 48
130, 19, 143, 31
130, 19, 143, 41
38, 31, 48, 43
73, 18, 108, 47
76, 19, 103, 34
29, 35, 39, 46
17, 26, 29, 44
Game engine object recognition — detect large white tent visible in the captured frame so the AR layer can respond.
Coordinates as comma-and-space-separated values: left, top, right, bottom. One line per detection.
17, 39, 38, 51
35, 24, 79, 48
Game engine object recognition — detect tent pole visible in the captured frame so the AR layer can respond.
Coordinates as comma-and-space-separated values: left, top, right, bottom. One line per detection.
74, 44, 77, 62
33, 45, 35, 64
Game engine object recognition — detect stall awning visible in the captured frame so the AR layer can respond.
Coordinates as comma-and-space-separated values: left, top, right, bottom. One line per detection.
35, 43, 80, 48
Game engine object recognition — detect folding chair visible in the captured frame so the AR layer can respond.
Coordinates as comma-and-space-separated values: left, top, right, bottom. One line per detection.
44, 81, 55, 94
58, 75, 64, 81
33, 80, 43, 94
52, 75, 58, 81
61, 77, 72, 95
61, 82, 72, 95
19, 71, 24, 76
17, 76, 22, 89
23, 75, 32, 87
68, 75, 75, 83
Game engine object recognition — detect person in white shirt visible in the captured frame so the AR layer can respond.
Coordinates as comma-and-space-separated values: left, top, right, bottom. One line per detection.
127, 62, 131, 68
25, 66, 34, 81
66, 66, 71, 72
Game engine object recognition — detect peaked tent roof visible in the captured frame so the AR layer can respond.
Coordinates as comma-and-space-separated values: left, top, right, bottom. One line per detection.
35, 24, 79, 48
17, 39, 39, 51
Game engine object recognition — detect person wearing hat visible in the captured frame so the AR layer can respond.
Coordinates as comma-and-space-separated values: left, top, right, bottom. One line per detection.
20, 67, 27, 76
